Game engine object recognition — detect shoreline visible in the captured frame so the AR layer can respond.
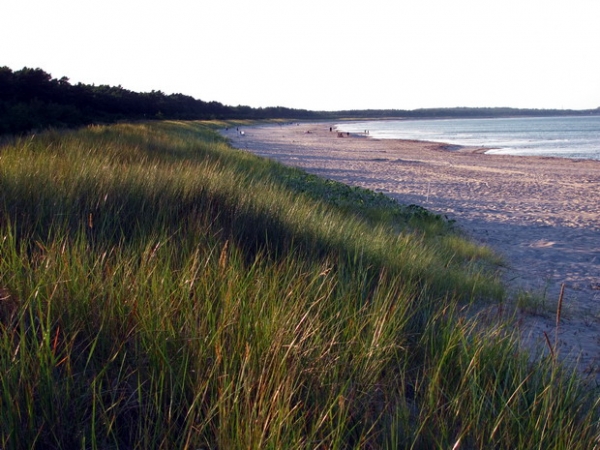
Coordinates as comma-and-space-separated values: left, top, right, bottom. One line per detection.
336, 117, 600, 162
344, 131, 600, 159
222, 122, 600, 378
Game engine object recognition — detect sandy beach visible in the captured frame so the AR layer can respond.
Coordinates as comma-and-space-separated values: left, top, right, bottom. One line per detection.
222, 122, 600, 378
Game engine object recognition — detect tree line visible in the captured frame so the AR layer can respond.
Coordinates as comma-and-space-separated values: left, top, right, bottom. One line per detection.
1, 66, 599, 135
0, 66, 324, 135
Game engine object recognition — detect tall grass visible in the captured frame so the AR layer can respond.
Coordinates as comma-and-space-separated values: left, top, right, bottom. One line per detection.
0, 121, 598, 448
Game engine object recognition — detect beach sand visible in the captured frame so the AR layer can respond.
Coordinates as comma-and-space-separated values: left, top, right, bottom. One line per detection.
222, 122, 600, 379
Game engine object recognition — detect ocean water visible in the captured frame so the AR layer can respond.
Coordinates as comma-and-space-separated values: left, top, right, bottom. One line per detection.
335, 116, 600, 160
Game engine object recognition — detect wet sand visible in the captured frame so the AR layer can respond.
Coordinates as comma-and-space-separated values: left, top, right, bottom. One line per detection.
222, 122, 600, 378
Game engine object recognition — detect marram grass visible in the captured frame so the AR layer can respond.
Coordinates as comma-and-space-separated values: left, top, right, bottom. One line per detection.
0, 121, 598, 449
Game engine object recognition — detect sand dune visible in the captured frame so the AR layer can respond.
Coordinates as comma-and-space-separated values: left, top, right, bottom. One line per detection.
223, 122, 600, 379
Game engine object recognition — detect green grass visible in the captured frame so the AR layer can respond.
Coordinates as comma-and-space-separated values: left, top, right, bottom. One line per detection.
0, 121, 598, 449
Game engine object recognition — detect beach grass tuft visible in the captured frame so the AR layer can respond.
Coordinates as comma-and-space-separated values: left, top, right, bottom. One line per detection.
1, 121, 598, 448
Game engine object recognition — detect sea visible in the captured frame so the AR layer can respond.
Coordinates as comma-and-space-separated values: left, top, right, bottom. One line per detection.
335, 115, 600, 161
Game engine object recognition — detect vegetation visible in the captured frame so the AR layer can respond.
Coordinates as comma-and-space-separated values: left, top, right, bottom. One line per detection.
2, 66, 599, 136
0, 67, 320, 135
1, 121, 598, 448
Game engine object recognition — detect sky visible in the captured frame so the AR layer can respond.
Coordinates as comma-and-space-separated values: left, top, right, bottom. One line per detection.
2, 0, 600, 111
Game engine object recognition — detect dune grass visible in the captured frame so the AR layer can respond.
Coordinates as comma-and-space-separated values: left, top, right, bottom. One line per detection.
0, 121, 598, 448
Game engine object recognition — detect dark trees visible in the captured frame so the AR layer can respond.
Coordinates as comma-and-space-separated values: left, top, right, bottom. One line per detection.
2, 65, 598, 136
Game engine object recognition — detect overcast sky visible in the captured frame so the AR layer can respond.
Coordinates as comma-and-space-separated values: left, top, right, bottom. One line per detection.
2, 0, 599, 111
